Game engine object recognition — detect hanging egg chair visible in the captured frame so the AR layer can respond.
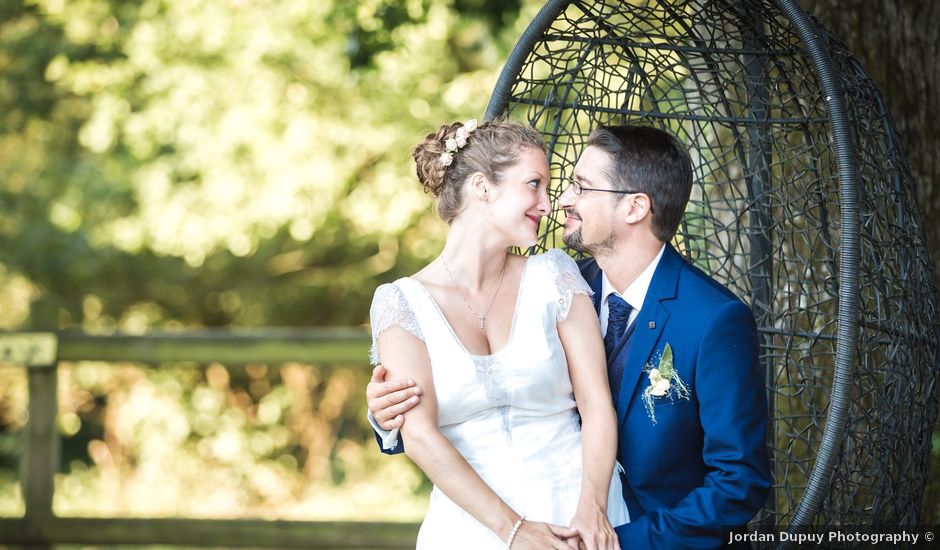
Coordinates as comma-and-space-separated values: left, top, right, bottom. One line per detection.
484, 0, 940, 540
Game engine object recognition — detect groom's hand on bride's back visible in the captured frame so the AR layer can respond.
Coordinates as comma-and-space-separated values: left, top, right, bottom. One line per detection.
366, 364, 423, 431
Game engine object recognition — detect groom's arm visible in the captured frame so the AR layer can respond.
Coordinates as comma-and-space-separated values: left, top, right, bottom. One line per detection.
615, 300, 771, 549
366, 365, 422, 455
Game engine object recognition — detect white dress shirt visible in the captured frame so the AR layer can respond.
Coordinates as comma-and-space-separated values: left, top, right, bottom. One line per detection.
599, 244, 665, 336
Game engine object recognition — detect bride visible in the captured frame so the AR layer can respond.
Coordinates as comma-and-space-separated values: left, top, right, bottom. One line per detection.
368, 119, 628, 549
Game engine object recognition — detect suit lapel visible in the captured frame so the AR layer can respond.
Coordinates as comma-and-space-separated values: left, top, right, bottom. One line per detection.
616, 245, 683, 430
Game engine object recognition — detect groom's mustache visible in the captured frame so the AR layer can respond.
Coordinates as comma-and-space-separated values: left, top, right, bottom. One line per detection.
563, 207, 581, 220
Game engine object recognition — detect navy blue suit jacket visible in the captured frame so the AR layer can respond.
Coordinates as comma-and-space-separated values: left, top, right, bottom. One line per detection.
581, 244, 770, 549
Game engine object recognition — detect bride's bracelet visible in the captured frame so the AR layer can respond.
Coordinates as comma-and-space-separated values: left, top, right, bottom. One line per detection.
505, 515, 525, 549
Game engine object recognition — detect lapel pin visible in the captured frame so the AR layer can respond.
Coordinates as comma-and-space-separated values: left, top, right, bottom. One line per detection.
648, 321, 656, 329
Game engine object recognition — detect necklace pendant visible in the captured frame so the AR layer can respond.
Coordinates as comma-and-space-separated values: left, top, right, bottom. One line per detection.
478, 316, 485, 330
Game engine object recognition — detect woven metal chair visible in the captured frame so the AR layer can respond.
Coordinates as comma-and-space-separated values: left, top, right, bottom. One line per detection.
484, 0, 940, 542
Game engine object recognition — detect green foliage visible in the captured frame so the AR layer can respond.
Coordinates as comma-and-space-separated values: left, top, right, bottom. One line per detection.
658, 342, 674, 378
0, 0, 544, 520
0, 0, 540, 330
47, 360, 432, 519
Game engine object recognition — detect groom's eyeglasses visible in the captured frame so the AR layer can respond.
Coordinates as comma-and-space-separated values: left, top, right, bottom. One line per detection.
566, 179, 655, 213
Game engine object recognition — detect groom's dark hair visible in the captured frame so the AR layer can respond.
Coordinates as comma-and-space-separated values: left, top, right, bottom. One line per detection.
587, 125, 693, 242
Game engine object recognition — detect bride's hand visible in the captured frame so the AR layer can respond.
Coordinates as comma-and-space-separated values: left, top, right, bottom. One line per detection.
569, 502, 618, 550
509, 520, 579, 550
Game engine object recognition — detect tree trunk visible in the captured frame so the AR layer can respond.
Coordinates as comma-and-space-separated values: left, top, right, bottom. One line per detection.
803, 0, 940, 280
802, 0, 940, 525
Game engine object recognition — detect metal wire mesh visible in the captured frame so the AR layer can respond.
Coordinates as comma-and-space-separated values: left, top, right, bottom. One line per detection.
485, 0, 940, 536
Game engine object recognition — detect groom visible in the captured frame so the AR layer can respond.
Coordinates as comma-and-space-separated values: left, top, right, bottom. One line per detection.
367, 125, 771, 548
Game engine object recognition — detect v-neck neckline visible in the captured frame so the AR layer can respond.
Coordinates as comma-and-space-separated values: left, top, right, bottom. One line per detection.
406, 256, 531, 359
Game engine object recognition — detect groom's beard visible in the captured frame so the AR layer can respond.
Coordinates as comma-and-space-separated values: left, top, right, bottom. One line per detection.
563, 228, 588, 251
563, 215, 617, 256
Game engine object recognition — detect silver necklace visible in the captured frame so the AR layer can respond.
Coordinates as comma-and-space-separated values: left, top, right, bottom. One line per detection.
441, 257, 507, 330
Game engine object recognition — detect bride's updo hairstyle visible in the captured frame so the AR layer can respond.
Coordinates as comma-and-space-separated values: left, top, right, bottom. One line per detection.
412, 119, 545, 223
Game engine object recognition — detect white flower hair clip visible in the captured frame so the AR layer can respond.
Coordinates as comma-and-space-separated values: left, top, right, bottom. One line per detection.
439, 119, 478, 167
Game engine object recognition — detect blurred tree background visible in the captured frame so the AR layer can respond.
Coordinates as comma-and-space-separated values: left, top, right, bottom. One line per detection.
0, 0, 938, 526
0, 0, 546, 520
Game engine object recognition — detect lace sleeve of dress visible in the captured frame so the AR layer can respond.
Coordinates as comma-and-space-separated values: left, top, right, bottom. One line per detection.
369, 283, 424, 365
544, 249, 594, 322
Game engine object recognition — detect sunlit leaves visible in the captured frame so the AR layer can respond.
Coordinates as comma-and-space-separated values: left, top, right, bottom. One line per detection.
0, 0, 545, 330
0, 0, 552, 521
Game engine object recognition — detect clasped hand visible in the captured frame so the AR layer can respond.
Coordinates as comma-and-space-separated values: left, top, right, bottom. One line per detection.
509, 521, 578, 550
568, 503, 618, 550
510, 510, 616, 550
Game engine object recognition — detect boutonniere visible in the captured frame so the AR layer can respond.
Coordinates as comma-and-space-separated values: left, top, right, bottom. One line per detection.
641, 343, 690, 424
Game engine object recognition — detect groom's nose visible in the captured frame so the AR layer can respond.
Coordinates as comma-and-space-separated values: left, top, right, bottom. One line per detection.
558, 183, 576, 209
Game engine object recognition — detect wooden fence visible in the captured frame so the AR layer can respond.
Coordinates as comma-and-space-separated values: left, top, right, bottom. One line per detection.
0, 327, 420, 549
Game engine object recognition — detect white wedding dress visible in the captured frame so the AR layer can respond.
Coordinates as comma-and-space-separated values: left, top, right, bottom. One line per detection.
370, 249, 629, 549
